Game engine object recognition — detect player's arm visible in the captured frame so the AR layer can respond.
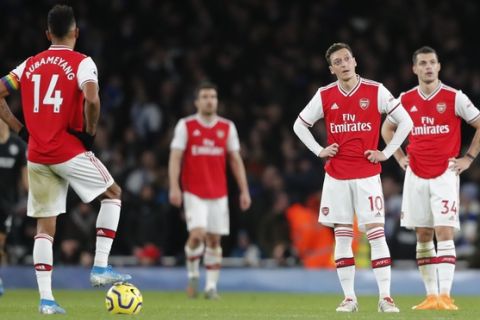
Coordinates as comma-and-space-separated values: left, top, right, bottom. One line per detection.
228, 150, 251, 211
381, 119, 409, 170
67, 81, 99, 150
0, 98, 25, 135
0, 74, 28, 141
366, 86, 413, 163
83, 81, 100, 136
168, 119, 187, 208
367, 105, 412, 163
293, 89, 338, 158
68, 57, 100, 150
449, 92, 480, 175
168, 148, 184, 208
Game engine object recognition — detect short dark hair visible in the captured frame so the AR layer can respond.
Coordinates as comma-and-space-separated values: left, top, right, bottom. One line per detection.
325, 43, 353, 66
194, 81, 218, 98
412, 46, 438, 64
47, 5, 76, 38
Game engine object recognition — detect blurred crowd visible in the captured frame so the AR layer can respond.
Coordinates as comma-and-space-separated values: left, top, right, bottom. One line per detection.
2, 0, 480, 268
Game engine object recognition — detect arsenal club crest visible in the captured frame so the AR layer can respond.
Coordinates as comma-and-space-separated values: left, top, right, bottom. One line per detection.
436, 102, 446, 113
359, 98, 370, 110
216, 130, 225, 138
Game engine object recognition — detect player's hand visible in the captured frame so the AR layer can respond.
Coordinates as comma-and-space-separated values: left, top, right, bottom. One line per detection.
318, 143, 339, 158
239, 191, 251, 211
67, 128, 95, 150
18, 126, 29, 143
397, 155, 409, 171
169, 187, 182, 207
364, 150, 387, 163
448, 157, 472, 175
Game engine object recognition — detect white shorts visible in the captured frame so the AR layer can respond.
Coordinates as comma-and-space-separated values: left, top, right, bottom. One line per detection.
319, 173, 385, 232
27, 152, 114, 218
183, 192, 229, 235
401, 166, 460, 229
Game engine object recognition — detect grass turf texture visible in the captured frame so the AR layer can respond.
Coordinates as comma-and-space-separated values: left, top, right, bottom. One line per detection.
0, 290, 475, 319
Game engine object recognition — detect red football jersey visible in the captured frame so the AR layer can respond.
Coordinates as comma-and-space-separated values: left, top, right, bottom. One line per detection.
11, 45, 96, 164
179, 116, 233, 198
300, 78, 399, 179
401, 84, 480, 178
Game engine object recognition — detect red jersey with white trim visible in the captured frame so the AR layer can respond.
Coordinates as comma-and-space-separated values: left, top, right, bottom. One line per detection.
10, 46, 98, 164
400, 83, 480, 178
299, 77, 400, 179
171, 115, 240, 198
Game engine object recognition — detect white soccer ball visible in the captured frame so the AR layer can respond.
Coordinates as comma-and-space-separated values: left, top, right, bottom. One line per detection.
105, 282, 143, 315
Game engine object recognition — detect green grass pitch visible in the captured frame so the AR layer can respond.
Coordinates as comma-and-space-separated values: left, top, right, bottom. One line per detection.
0, 290, 476, 319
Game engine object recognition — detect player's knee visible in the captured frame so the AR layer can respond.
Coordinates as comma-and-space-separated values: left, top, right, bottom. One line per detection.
206, 235, 221, 248
416, 228, 434, 242
104, 183, 122, 200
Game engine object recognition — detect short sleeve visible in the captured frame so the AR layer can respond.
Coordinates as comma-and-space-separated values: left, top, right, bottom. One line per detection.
455, 90, 480, 123
77, 57, 98, 90
11, 59, 28, 82
170, 119, 187, 150
377, 84, 401, 114
227, 122, 241, 152
298, 89, 324, 127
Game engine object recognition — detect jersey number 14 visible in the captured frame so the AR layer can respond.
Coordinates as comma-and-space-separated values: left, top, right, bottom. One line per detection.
32, 74, 63, 113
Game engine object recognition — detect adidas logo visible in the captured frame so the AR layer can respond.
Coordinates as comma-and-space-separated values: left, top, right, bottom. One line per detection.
97, 229, 106, 236
375, 212, 382, 217
410, 105, 418, 112
331, 103, 339, 110
193, 129, 201, 136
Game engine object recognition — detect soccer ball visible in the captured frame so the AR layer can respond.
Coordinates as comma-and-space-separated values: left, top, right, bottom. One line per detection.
105, 282, 143, 315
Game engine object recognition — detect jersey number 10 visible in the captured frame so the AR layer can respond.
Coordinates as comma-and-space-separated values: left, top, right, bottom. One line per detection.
32, 74, 63, 113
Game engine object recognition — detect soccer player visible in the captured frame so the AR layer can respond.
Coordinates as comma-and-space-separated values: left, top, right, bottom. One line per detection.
0, 118, 27, 296
382, 46, 480, 311
293, 43, 413, 313
0, 5, 131, 314
169, 81, 251, 299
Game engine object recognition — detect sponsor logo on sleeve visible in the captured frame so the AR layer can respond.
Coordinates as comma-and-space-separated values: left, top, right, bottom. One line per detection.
321, 207, 329, 216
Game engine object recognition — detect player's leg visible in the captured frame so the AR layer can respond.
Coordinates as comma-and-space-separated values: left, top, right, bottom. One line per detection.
52, 152, 129, 286
89, 182, 131, 285
185, 228, 205, 298
413, 227, 439, 310
431, 169, 459, 311
183, 192, 208, 298
333, 223, 357, 312
355, 175, 398, 312
320, 174, 358, 312
204, 233, 221, 299
435, 226, 457, 310
27, 161, 67, 314
203, 196, 228, 300
364, 222, 398, 312
401, 167, 438, 310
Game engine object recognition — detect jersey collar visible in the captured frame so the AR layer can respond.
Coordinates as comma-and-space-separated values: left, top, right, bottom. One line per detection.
195, 114, 218, 128
337, 75, 361, 97
417, 81, 442, 101
48, 45, 73, 51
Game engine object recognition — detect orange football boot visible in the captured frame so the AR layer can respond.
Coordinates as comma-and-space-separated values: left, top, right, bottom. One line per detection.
437, 294, 458, 311
411, 295, 439, 310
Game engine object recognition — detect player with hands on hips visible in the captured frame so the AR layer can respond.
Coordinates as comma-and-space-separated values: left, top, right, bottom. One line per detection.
382, 46, 480, 311
294, 42, 412, 313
